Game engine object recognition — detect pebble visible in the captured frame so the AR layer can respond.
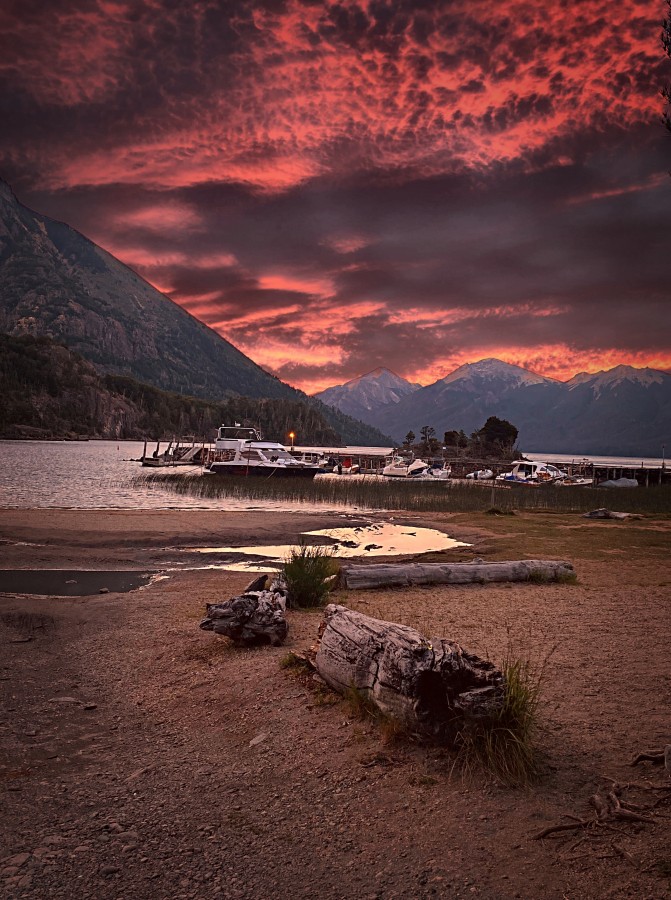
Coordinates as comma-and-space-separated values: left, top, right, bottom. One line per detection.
100, 864, 120, 876
4, 853, 30, 868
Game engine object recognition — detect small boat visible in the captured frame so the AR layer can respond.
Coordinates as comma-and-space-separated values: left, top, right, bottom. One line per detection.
466, 469, 494, 480
558, 475, 594, 487
141, 441, 205, 467
495, 460, 567, 485
382, 455, 431, 478
207, 425, 322, 478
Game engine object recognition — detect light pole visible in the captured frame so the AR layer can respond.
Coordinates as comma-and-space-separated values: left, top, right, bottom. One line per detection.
289, 431, 295, 450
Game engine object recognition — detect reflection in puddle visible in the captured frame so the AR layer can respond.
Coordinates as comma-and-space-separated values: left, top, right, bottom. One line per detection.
191, 522, 469, 565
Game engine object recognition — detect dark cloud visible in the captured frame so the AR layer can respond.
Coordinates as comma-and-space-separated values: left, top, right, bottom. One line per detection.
1, 0, 669, 391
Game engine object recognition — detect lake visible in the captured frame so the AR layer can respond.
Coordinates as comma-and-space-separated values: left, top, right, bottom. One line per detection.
0, 440, 342, 511
0, 440, 666, 510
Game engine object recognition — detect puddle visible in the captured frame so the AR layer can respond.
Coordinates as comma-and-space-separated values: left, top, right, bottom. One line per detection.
0, 570, 158, 597
190, 522, 470, 564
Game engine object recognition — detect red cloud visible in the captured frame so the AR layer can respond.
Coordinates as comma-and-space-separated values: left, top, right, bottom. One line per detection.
3, 1, 662, 192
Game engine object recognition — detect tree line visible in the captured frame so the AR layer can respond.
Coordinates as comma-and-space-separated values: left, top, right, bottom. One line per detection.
402, 417, 519, 459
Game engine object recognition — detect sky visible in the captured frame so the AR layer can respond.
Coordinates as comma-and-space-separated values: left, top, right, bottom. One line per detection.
1, 0, 670, 394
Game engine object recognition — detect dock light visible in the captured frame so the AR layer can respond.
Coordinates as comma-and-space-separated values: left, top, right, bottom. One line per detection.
289, 431, 295, 449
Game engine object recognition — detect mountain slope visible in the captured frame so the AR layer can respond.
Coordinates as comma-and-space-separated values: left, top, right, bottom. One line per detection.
522, 366, 671, 455
364, 359, 562, 442
332, 358, 670, 456
0, 333, 346, 443
315, 367, 420, 420
0, 179, 393, 446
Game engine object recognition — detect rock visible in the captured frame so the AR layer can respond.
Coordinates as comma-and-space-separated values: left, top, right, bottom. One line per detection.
249, 732, 268, 748
4, 853, 30, 868
100, 864, 120, 876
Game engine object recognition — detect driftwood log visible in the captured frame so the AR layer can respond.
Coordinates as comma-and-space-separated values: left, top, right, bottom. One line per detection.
583, 508, 638, 520
338, 559, 575, 590
199, 575, 288, 646
315, 604, 503, 742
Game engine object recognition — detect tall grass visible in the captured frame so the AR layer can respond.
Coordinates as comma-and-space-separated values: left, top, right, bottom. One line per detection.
282, 541, 339, 608
456, 644, 552, 786
135, 472, 671, 515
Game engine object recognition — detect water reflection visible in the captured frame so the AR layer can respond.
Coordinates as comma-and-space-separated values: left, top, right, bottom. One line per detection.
191, 522, 470, 563
0, 440, 353, 511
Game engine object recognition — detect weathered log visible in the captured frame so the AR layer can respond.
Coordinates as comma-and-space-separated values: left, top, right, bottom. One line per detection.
338, 559, 575, 590
583, 508, 636, 520
200, 587, 288, 646
315, 604, 503, 742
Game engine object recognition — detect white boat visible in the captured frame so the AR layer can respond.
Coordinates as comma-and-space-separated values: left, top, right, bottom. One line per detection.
207, 426, 322, 479
559, 475, 594, 487
495, 460, 567, 485
466, 469, 494, 480
382, 455, 431, 478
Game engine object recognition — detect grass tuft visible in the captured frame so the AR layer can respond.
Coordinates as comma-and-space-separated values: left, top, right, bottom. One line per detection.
282, 541, 339, 609
345, 684, 409, 744
456, 645, 551, 787
279, 650, 311, 671
345, 684, 380, 721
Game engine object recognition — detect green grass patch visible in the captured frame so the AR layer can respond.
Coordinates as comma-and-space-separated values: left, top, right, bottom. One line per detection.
282, 541, 339, 609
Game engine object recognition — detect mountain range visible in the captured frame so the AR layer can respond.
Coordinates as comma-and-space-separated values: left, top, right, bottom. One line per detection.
317, 367, 422, 422
0, 179, 392, 447
315, 360, 671, 456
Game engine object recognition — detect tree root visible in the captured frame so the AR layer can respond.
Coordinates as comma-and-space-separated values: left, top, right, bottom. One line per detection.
533, 775, 665, 841
631, 745, 671, 773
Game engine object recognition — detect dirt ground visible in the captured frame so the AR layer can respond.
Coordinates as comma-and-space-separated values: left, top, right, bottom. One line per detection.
1, 507, 670, 900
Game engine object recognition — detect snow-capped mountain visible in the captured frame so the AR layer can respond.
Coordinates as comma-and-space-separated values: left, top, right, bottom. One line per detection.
439, 358, 555, 390
314, 367, 421, 421
567, 365, 666, 396
318, 358, 671, 456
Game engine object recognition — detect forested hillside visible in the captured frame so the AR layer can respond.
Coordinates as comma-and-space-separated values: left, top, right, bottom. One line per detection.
0, 334, 377, 444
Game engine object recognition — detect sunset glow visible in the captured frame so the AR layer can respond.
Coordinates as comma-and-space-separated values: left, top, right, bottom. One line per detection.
2, 0, 669, 393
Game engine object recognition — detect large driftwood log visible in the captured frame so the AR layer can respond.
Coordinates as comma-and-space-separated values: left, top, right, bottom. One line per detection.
200, 578, 288, 646
339, 559, 575, 590
315, 604, 503, 742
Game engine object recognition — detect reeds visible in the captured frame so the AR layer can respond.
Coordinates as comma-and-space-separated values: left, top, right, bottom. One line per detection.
135, 472, 671, 515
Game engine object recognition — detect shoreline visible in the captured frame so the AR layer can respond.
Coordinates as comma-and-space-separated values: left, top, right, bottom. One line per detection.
2, 508, 670, 898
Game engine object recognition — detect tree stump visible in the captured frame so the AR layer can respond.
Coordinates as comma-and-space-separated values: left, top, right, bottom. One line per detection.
338, 559, 575, 590
200, 583, 288, 646
315, 604, 503, 742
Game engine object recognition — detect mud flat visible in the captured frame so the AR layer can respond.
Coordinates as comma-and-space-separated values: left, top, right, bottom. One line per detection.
1, 508, 670, 899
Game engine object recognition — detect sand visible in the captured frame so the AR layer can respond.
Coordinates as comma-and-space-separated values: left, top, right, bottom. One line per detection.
1, 507, 670, 899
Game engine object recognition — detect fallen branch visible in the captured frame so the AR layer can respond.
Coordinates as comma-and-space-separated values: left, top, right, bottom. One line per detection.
339, 559, 575, 590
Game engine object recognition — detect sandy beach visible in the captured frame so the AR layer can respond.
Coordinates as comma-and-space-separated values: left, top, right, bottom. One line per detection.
1, 507, 670, 899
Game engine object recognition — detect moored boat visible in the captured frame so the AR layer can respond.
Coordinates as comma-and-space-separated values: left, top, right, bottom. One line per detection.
382, 455, 431, 478
207, 425, 322, 478
495, 460, 567, 484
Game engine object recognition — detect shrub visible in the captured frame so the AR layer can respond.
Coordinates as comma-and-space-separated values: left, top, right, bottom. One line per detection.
282, 541, 339, 609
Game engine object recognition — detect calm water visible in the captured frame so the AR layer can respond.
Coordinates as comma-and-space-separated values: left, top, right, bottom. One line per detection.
0, 440, 665, 510
0, 440, 344, 511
